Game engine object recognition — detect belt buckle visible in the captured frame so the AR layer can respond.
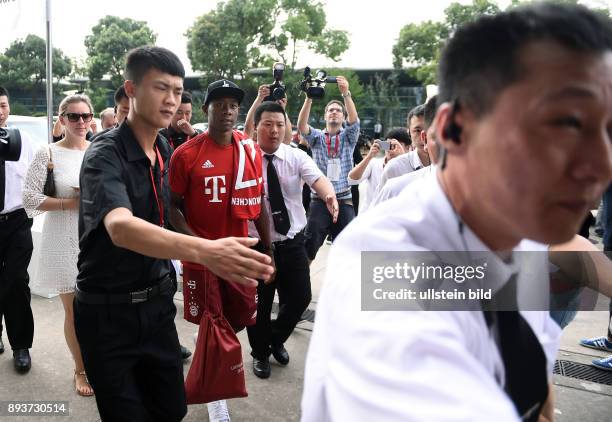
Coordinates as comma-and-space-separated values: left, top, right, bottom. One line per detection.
130, 288, 150, 304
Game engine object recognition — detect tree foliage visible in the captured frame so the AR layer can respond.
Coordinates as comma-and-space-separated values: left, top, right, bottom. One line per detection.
186, 0, 350, 82
392, 0, 612, 85
0, 34, 72, 111
392, 0, 500, 85
84, 16, 156, 87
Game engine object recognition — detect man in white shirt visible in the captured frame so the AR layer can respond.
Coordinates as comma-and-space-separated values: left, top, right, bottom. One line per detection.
347, 128, 410, 213
371, 96, 439, 207
0, 86, 36, 373
302, 3, 612, 421
378, 104, 431, 188
247, 101, 338, 379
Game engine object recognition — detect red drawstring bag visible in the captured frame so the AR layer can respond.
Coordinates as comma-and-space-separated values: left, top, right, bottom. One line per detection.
182, 263, 221, 324
219, 280, 257, 332
184, 270, 248, 404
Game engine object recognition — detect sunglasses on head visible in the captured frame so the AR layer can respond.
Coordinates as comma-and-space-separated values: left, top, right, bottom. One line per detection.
62, 112, 93, 123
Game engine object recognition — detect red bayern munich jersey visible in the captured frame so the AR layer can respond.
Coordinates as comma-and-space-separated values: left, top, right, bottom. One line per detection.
169, 130, 260, 243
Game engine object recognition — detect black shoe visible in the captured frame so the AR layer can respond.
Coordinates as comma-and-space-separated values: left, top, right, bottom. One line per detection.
0, 337, 4, 354
180, 345, 192, 360
253, 357, 271, 379
13, 349, 31, 373
271, 344, 289, 366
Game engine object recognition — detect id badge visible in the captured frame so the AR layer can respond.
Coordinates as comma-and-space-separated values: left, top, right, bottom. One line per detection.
327, 159, 341, 182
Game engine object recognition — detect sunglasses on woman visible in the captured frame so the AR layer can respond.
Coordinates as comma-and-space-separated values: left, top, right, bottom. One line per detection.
62, 112, 94, 123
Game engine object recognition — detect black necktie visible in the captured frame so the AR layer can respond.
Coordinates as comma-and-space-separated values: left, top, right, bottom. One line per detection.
483, 275, 549, 422
0, 159, 5, 212
265, 154, 290, 235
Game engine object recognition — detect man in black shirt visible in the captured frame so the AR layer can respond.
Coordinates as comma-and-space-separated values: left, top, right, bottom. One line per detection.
159, 91, 200, 150
75, 46, 273, 422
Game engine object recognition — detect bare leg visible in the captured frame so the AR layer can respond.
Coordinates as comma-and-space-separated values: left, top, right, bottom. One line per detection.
59, 292, 93, 397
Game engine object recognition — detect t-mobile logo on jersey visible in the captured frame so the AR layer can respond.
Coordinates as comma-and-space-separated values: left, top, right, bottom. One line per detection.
204, 176, 227, 203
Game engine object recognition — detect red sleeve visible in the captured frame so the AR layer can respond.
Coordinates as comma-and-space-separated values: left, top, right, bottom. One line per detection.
169, 145, 189, 195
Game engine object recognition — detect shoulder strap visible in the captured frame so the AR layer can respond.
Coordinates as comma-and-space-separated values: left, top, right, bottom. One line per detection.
47, 145, 54, 169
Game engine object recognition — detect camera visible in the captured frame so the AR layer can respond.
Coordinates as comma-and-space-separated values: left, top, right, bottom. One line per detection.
0, 127, 22, 161
299, 66, 337, 99
263, 62, 286, 102
377, 139, 391, 151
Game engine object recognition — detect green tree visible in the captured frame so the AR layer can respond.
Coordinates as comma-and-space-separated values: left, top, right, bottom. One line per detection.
85, 16, 156, 87
392, 0, 611, 85
186, 0, 350, 83
392, 0, 501, 84
0, 34, 72, 113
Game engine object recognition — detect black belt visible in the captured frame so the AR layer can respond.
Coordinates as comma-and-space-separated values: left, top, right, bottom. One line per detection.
0, 208, 25, 222
273, 231, 305, 248
75, 276, 174, 305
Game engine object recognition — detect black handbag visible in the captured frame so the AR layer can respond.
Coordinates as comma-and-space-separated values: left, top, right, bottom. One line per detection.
43, 146, 56, 197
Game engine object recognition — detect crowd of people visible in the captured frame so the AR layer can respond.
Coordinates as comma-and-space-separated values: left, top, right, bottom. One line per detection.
1, 2, 612, 421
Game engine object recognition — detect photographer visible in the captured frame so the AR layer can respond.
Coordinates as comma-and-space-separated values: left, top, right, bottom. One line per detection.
347, 128, 410, 213
245, 85, 293, 144
0, 86, 36, 374
297, 75, 360, 261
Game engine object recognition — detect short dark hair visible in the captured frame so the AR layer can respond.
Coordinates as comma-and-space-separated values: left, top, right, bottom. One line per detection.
124, 46, 185, 84
254, 101, 287, 127
407, 104, 425, 126
325, 100, 346, 116
181, 91, 193, 104
385, 127, 411, 147
0, 86, 9, 99
438, 2, 612, 117
423, 95, 438, 130
114, 85, 127, 105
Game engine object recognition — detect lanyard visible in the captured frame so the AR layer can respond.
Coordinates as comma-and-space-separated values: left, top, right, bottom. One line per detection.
149, 146, 165, 227
325, 133, 340, 158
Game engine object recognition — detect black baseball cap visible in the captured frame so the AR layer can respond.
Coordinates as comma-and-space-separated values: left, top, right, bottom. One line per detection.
203, 79, 245, 107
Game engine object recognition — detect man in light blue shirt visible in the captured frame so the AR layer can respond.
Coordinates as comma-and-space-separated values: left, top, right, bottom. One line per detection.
297, 76, 360, 261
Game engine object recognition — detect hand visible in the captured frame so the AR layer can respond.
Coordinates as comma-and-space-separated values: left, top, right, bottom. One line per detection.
199, 237, 274, 286
325, 194, 339, 223
387, 139, 405, 159
277, 97, 287, 110
336, 76, 349, 95
257, 85, 271, 101
64, 197, 80, 210
263, 248, 277, 284
367, 141, 381, 158
177, 119, 196, 136
89, 119, 98, 134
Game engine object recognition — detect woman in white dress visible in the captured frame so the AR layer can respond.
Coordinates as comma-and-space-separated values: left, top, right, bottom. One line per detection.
22, 94, 93, 396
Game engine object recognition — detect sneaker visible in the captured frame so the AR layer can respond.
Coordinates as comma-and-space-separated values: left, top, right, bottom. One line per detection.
579, 336, 612, 352
592, 355, 612, 372
207, 400, 230, 422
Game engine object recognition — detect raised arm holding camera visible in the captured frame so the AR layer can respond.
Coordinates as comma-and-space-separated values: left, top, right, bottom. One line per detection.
297, 74, 360, 262
245, 84, 293, 144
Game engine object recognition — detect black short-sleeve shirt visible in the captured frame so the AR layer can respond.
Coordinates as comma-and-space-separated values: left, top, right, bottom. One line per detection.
77, 121, 172, 293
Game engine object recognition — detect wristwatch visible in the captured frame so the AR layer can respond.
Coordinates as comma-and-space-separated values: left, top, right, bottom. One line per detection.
342, 91, 352, 98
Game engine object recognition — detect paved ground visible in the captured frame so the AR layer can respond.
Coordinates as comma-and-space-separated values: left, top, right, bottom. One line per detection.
1, 242, 611, 421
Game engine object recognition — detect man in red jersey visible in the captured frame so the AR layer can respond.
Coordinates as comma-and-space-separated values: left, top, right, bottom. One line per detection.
169, 79, 273, 421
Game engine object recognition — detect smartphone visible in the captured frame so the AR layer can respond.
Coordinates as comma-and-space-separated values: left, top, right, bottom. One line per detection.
377, 140, 391, 151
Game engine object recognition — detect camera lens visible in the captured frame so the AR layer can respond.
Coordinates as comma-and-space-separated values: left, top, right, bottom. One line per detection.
272, 87, 285, 100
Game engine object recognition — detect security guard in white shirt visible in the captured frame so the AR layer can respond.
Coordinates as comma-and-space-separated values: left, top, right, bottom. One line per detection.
302, 4, 612, 421
0, 86, 36, 373
247, 101, 338, 379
